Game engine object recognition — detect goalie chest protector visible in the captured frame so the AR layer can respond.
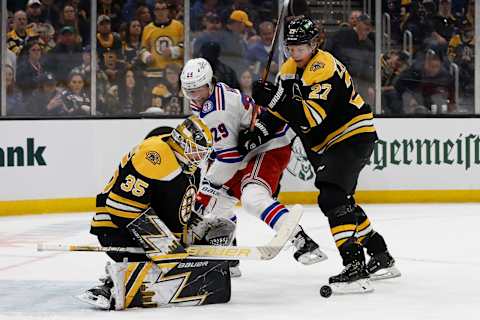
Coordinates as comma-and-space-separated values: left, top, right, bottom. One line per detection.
91, 132, 200, 238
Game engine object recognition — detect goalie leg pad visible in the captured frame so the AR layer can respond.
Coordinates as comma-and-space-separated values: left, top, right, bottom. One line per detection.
109, 259, 231, 309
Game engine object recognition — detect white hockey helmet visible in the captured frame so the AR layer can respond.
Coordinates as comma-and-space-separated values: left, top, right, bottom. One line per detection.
180, 58, 214, 98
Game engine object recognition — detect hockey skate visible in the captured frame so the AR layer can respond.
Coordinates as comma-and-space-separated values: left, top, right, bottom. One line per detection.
77, 262, 126, 310
327, 260, 374, 294
367, 251, 401, 281
291, 226, 327, 265
77, 276, 114, 310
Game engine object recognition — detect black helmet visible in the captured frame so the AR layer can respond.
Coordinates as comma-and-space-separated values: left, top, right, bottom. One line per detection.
285, 16, 319, 46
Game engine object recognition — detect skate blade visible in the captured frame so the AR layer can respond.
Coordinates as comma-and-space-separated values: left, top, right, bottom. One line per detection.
230, 266, 242, 278
370, 266, 401, 281
76, 292, 111, 310
298, 249, 328, 265
330, 278, 374, 295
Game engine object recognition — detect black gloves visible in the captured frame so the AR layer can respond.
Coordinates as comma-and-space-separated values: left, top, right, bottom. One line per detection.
252, 80, 287, 110
238, 120, 271, 155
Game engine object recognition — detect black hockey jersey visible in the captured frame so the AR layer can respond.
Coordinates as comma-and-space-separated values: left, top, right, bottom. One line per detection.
272, 49, 377, 155
90, 128, 199, 240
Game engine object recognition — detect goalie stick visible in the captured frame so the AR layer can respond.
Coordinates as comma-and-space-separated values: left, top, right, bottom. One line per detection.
37, 204, 303, 261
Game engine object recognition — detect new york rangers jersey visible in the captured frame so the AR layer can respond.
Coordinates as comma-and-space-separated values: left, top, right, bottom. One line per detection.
191, 82, 293, 187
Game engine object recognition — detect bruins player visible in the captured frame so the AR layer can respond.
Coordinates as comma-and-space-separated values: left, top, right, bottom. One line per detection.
140, 0, 184, 71
81, 116, 232, 310
239, 17, 400, 293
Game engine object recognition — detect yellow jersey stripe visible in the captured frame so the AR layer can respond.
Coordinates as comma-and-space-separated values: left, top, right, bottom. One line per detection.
306, 100, 327, 119
302, 101, 318, 127
331, 224, 357, 235
335, 238, 348, 248
95, 206, 110, 214
312, 113, 374, 152
108, 192, 149, 210
107, 206, 142, 219
304, 101, 324, 124
91, 220, 119, 229
325, 126, 376, 151
358, 235, 367, 244
357, 218, 371, 232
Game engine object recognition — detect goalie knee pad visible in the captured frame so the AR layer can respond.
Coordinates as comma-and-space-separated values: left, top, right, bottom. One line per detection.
106, 260, 231, 310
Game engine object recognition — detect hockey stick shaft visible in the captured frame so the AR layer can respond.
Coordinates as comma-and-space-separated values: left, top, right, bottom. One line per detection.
38, 205, 303, 261
249, 0, 290, 131
36, 243, 263, 260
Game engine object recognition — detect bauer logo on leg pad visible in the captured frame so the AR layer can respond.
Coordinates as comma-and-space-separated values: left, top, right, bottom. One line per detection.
177, 261, 209, 268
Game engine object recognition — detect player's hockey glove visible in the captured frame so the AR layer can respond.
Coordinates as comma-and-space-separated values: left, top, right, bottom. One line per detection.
252, 80, 287, 110
238, 120, 271, 155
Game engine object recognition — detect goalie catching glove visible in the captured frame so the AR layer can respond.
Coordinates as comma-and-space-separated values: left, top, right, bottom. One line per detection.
187, 211, 235, 247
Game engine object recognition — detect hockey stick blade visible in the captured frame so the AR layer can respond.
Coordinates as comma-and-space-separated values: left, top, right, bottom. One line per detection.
37, 205, 303, 261
186, 204, 303, 260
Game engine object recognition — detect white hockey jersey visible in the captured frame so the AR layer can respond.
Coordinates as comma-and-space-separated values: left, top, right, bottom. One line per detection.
191, 82, 294, 187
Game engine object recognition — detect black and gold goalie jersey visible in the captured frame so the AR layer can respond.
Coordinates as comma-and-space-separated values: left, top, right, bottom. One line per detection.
91, 130, 199, 240
272, 49, 377, 155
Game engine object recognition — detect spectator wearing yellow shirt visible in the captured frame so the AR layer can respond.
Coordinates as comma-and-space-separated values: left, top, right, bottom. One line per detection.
7, 10, 36, 56
140, 0, 184, 72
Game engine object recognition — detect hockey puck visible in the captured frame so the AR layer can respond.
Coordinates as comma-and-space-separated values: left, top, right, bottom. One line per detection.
320, 285, 332, 298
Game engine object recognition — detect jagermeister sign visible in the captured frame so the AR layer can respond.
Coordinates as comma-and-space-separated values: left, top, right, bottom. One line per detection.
369, 134, 480, 171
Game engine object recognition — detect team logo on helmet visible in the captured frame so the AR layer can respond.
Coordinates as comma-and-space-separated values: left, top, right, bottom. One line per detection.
146, 151, 161, 165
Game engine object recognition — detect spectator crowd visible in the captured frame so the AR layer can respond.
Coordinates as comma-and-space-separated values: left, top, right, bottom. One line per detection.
380, 0, 474, 114
2, 0, 476, 116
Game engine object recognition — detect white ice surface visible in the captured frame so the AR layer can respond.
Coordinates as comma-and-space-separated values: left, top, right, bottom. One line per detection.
1, 204, 479, 320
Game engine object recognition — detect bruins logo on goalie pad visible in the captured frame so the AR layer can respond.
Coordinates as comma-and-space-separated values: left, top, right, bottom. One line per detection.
111, 260, 230, 309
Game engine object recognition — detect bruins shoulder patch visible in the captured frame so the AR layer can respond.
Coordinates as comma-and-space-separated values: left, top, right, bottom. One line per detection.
310, 61, 325, 72
146, 151, 161, 165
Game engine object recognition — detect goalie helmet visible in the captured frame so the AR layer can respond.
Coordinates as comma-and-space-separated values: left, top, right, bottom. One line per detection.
284, 16, 319, 47
168, 115, 213, 174
180, 58, 214, 98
